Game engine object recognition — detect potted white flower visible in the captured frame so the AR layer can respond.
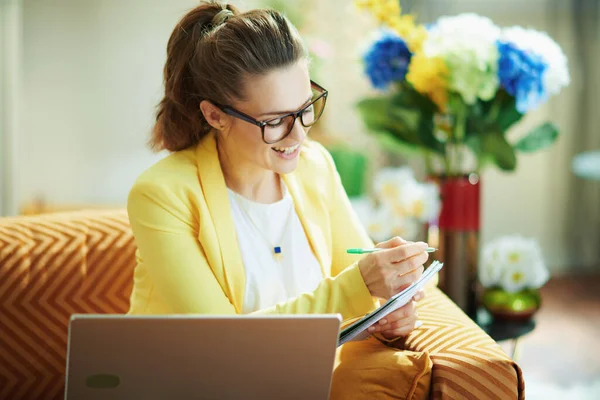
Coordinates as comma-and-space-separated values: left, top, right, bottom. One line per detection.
479, 235, 550, 321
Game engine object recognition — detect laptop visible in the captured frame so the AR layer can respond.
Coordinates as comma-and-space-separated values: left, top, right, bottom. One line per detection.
65, 314, 342, 400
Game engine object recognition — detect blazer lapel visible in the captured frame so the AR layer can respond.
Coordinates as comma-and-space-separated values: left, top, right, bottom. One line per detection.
282, 171, 331, 278
196, 133, 245, 313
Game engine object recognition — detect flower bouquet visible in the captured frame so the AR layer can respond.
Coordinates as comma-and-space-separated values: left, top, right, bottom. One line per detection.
479, 235, 550, 321
351, 167, 440, 242
354, 0, 569, 314
355, 0, 570, 175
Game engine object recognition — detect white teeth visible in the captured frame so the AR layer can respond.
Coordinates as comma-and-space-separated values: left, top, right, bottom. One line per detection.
273, 144, 299, 154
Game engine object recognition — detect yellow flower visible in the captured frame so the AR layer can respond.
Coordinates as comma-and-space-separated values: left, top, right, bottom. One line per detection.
355, 0, 429, 54
406, 53, 449, 111
406, 24, 428, 53
355, 0, 401, 25
388, 14, 413, 37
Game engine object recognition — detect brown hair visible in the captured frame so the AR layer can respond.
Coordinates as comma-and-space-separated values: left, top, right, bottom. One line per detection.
150, 1, 307, 152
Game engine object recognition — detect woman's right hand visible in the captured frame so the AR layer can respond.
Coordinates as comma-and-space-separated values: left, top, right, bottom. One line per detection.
358, 237, 430, 300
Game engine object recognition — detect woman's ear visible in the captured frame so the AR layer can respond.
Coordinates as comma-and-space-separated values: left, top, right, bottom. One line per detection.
200, 100, 230, 131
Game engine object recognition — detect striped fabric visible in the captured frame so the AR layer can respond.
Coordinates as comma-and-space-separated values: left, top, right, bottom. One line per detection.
0, 210, 524, 399
397, 287, 525, 399
0, 210, 135, 400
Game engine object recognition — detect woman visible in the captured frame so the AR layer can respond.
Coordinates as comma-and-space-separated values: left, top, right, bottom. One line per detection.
127, 1, 433, 397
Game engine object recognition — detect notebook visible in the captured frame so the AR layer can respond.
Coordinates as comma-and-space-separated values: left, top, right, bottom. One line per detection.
338, 260, 444, 346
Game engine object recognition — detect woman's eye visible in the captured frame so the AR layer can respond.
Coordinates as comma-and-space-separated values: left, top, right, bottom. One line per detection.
303, 105, 314, 114
266, 119, 283, 127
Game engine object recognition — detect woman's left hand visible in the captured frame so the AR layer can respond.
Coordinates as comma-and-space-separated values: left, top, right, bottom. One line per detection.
367, 289, 426, 339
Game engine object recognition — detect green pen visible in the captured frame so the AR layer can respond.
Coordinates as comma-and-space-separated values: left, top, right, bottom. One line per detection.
346, 247, 437, 254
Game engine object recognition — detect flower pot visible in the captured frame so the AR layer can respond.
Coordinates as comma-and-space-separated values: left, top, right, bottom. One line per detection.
429, 174, 481, 318
482, 287, 541, 322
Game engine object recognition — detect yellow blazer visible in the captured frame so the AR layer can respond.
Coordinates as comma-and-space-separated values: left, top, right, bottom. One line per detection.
127, 132, 378, 322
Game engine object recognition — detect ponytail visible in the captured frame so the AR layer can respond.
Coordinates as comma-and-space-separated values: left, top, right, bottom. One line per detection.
150, 2, 239, 152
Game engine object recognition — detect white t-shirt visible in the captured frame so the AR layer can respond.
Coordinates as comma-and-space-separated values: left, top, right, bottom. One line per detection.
227, 182, 324, 314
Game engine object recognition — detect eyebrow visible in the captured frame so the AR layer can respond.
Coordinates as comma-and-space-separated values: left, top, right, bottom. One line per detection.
258, 94, 314, 118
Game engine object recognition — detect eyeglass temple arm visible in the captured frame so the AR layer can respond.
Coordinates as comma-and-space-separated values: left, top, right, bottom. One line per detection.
219, 105, 264, 128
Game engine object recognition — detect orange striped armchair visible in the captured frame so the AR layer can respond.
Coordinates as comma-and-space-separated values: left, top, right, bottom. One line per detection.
0, 210, 524, 399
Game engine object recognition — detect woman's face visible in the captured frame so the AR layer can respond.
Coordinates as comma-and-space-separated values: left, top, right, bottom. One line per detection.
217, 60, 316, 176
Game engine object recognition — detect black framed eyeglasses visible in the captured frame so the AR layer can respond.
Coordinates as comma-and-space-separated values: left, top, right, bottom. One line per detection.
212, 80, 328, 144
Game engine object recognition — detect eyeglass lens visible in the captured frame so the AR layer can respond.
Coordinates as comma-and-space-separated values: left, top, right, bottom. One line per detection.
263, 92, 326, 143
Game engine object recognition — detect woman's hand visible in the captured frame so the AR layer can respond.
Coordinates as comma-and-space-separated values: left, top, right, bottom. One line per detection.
366, 289, 426, 339
357, 237, 430, 300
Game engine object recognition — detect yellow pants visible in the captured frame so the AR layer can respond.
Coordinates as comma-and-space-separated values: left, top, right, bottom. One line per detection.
330, 337, 432, 400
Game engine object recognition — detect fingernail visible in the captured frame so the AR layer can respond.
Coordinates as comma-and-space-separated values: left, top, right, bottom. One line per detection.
418, 242, 428, 248
415, 320, 423, 329
379, 319, 387, 325
368, 326, 376, 332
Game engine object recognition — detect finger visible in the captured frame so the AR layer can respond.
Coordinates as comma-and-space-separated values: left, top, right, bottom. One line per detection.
386, 242, 429, 264
370, 303, 417, 332
397, 252, 429, 276
381, 319, 423, 339
375, 236, 408, 249
377, 310, 418, 332
394, 266, 424, 291
379, 301, 416, 324
412, 289, 426, 302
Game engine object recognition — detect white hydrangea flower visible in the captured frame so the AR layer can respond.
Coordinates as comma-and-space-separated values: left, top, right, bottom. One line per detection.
398, 180, 441, 223
388, 216, 422, 242
480, 235, 549, 291
422, 13, 501, 104
364, 205, 397, 243
373, 167, 416, 209
501, 26, 570, 96
356, 201, 422, 243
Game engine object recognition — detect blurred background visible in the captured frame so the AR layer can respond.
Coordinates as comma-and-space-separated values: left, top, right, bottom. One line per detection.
1, 0, 599, 398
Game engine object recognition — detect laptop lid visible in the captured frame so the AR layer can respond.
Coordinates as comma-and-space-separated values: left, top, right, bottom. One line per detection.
65, 314, 341, 400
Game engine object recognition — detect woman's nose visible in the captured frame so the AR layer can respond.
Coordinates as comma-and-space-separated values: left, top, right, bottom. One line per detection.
289, 117, 307, 141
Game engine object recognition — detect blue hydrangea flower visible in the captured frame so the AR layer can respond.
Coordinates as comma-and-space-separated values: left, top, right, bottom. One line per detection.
497, 40, 548, 113
364, 30, 412, 90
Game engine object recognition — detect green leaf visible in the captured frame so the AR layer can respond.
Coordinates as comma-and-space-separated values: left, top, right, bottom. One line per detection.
496, 95, 523, 132
482, 132, 517, 171
373, 131, 423, 156
514, 122, 559, 153
356, 87, 444, 156
466, 91, 524, 137
357, 98, 418, 145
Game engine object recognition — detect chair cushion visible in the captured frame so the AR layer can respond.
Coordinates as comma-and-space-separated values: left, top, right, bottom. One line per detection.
0, 210, 136, 400
392, 287, 525, 400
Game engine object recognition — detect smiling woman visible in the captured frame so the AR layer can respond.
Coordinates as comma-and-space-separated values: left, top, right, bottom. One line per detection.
126, 1, 433, 398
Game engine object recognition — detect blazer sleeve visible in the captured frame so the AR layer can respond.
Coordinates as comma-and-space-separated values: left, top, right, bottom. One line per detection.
127, 179, 376, 321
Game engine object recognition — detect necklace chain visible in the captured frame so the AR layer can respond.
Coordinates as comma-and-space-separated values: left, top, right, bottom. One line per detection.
231, 190, 295, 262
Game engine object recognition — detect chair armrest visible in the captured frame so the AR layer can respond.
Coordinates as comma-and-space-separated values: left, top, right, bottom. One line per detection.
387, 287, 525, 400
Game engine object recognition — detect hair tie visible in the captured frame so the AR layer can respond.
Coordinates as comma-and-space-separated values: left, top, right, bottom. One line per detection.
212, 9, 233, 26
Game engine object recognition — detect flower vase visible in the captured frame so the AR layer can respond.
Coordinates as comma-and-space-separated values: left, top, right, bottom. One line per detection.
430, 174, 481, 318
